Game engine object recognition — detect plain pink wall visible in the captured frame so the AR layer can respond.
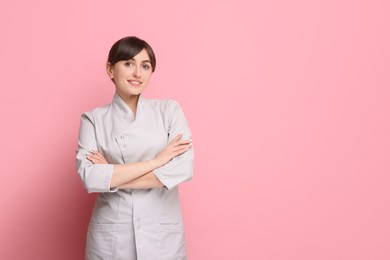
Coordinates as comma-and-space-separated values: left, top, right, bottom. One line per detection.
1, 0, 389, 259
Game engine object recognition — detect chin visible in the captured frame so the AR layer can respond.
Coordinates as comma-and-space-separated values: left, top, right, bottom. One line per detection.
128, 89, 144, 96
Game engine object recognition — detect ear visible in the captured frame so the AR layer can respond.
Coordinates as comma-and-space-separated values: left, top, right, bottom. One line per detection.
106, 62, 114, 79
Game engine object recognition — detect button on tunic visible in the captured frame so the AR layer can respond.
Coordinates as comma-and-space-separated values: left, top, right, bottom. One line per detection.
76, 94, 194, 260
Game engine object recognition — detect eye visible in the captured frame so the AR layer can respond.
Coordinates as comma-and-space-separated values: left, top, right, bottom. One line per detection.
143, 64, 151, 70
124, 61, 133, 67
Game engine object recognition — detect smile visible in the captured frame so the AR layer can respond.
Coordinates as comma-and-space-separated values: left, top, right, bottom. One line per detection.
128, 80, 142, 86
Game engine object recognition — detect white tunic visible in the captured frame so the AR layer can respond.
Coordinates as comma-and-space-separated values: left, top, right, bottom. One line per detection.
76, 93, 194, 260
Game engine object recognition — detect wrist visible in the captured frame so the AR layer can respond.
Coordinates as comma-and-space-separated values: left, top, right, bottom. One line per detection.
149, 159, 159, 170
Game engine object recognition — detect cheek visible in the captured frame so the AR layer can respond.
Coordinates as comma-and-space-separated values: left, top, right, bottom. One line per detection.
113, 70, 121, 79
114, 66, 131, 77
144, 72, 153, 81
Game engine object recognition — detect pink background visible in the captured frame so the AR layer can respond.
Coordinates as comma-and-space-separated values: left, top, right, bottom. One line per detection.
1, 0, 389, 259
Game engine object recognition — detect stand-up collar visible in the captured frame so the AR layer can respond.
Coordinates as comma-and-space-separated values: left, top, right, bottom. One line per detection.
112, 93, 145, 122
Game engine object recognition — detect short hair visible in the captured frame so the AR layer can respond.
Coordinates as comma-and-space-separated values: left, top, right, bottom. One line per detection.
107, 36, 156, 72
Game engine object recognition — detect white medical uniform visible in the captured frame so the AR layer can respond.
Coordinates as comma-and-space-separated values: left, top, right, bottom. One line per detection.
76, 93, 194, 260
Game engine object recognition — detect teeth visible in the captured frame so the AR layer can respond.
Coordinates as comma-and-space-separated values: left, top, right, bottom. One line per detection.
130, 81, 141, 84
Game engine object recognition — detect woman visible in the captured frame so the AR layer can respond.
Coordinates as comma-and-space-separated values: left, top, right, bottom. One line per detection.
76, 36, 194, 260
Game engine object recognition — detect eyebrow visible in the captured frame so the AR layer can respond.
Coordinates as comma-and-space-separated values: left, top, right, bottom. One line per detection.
130, 58, 151, 63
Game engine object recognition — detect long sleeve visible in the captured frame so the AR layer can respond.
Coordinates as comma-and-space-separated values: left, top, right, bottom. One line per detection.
76, 113, 116, 193
153, 100, 194, 190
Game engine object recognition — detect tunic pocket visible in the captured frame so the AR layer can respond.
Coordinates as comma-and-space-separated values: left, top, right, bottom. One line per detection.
86, 223, 117, 260
158, 223, 187, 259
86, 223, 136, 260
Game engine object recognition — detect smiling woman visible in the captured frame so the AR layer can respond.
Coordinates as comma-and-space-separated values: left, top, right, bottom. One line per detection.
76, 36, 194, 260
105, 37, 156, 113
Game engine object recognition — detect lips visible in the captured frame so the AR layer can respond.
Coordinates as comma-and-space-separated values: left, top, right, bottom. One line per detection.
128, 80, 142, 87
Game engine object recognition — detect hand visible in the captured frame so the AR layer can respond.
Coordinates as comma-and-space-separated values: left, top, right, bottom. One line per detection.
152, 134, 192, 168
86, 150, 108, 164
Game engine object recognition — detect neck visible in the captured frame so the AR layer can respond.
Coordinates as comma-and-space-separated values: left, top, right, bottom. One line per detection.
118, 92, 140, 116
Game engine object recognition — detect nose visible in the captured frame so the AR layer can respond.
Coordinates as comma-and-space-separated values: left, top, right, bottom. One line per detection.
133, 65, 141, 78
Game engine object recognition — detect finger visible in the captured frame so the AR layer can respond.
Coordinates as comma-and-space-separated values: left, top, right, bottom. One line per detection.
177, 140, 192, 145
87, 153, 98, 159
169, 141, 191, 150
89, 157, 105, 164
89, 151, 104, 158
166, 136, 182, 149
170, 144, 192, 153
176, 143, 191, 149
169, 134, 183, 144
94, 153, 105, 160
172, 147, 191, 157
169, 139, 191, 149
94, 153, 108, 163
87, 154, 101, 162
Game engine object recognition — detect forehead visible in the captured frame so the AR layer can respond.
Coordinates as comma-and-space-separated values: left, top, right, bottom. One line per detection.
132, 48, 151, 62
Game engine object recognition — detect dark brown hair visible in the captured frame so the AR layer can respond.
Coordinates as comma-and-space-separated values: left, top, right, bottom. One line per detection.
107, 36, 156, 72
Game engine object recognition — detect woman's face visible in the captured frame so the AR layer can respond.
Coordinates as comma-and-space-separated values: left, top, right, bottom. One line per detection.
107, 48, 153, 98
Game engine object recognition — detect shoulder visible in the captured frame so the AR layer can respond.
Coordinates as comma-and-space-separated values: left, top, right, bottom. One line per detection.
145, 98, 188, 126
146, 98, 182, 113
80, 103, 111, 123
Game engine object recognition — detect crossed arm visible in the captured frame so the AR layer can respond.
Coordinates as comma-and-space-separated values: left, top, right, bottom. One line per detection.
86, 134, 191, 189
